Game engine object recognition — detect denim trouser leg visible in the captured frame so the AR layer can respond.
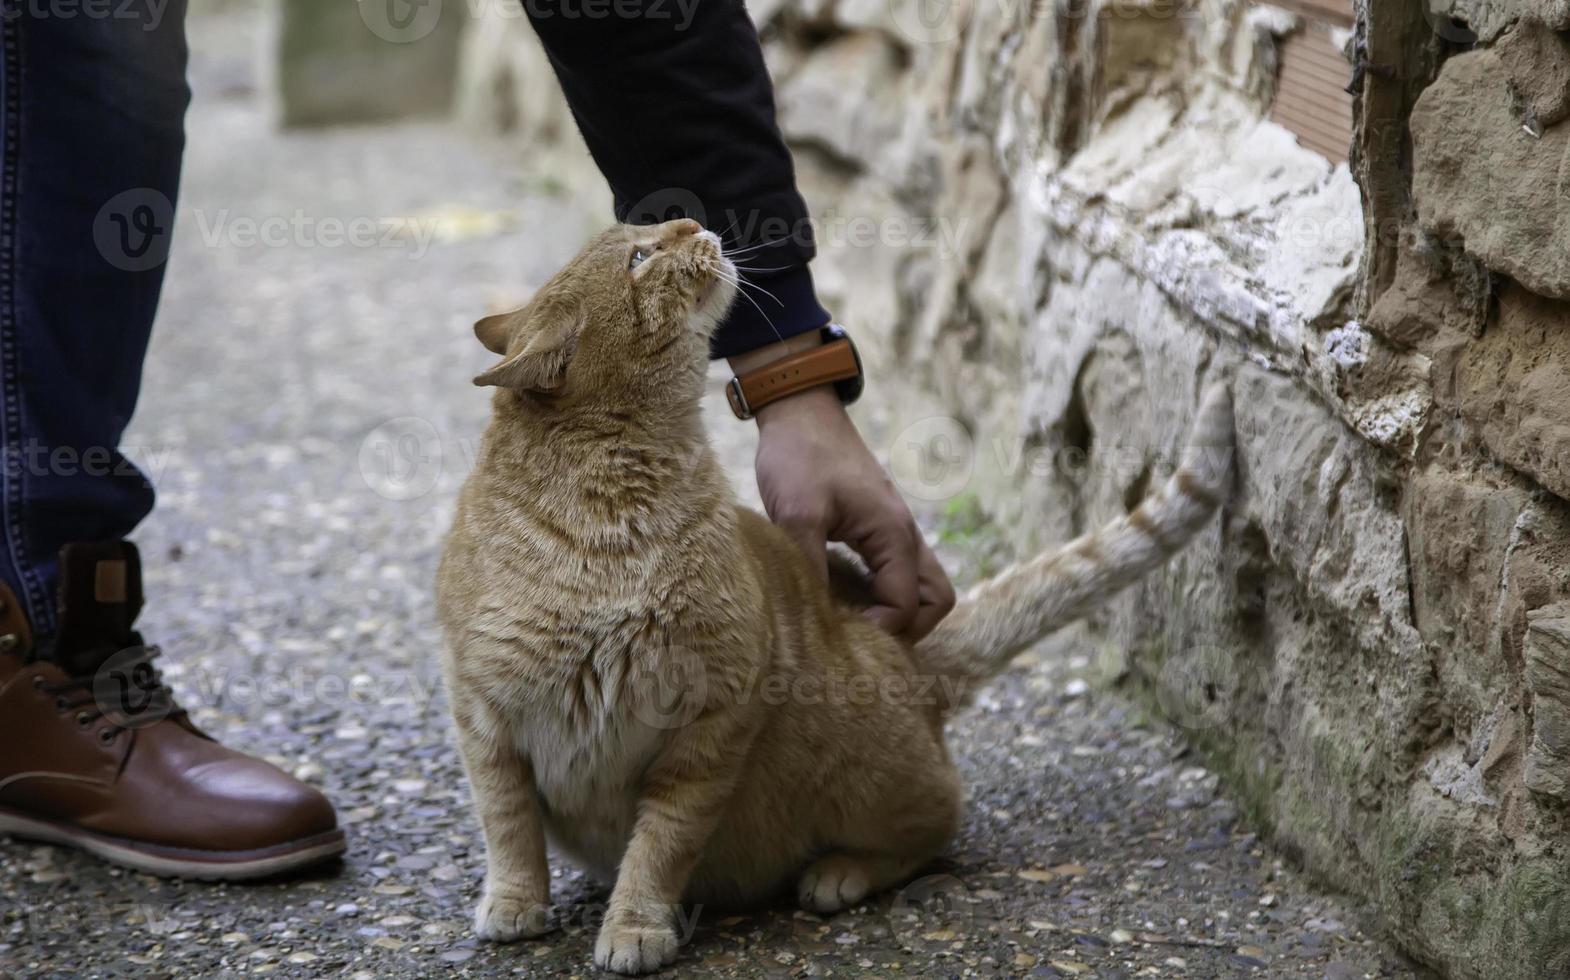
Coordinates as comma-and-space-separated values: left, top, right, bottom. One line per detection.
0, 0, 189, 636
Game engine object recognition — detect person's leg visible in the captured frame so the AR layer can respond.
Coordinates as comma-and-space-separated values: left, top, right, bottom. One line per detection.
1, 0, 187, 635
0, 2, 345, 880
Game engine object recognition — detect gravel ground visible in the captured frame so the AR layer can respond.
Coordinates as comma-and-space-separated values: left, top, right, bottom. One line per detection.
0, 11, 1434, 980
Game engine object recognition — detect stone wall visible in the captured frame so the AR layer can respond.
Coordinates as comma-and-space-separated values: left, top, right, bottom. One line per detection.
451, 1, 1570, 975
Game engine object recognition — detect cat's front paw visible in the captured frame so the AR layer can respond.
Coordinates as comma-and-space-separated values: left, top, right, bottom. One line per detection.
593, 915, 679, 975
798, 855, 873, 913
474, 888, 553, 942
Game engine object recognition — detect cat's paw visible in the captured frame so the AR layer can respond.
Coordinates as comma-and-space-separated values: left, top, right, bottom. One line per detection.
593, 917, 679, 975
798, 855, 873, 914
474, 889, 553, 942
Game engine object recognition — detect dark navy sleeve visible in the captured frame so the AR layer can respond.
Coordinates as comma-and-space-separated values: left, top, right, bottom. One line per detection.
523, 0, 832, 357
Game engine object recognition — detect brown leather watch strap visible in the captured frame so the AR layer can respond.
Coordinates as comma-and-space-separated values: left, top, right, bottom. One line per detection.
726, 338, 861, 420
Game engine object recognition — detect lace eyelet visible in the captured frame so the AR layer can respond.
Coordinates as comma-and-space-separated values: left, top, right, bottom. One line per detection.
32, 674, 45, 690
76, 712, 92, 728
54, 696, 69, 712
98, 729, 117, 745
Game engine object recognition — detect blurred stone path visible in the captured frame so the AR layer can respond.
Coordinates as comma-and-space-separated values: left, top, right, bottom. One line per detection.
0, 10, 1430, 979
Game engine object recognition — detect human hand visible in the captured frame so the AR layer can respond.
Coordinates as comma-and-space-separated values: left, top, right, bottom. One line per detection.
748, 383, 956, 641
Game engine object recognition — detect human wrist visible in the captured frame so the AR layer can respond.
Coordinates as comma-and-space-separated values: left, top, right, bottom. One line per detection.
749, 382, 848, 431
727, 330, 862, 428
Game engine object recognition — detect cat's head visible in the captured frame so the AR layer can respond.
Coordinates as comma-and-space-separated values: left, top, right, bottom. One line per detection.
471, 218, 737, 410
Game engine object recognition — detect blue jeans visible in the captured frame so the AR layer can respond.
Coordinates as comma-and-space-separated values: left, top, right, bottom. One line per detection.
0, 0, 189, 636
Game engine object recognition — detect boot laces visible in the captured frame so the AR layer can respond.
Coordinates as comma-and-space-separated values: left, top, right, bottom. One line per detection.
40, 644, 186, 740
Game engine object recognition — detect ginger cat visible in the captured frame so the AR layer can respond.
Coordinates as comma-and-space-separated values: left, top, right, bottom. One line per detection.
436, 218, 1235, 975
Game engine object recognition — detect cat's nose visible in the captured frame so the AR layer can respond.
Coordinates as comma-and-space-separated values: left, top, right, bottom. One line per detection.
662, 218, 702, 239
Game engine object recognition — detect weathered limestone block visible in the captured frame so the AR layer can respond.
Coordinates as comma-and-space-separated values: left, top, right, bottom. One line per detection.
1437, 0, 1570, 43
1022, 250, 1153, 434
274, 0, 466, 126
1406, 469, 1532, 728
1094, 0, 1201, 101
1061, 91, 1183, 195
1316, 323, 1431, 455
1411, 47, 1570, 299
1173, 120, 1329, 223
1496, 497, 1570, 679
1047, 98, 1356, 372
775, 32, 934, 189
1498, 17, 1570, 127
1365, 238, 1491, 349
1074, 332, 1162, 531
1231, 365, 1420, 658
1365, 258, 1450, 349
1104, 88, 1260, 213
1524, 605, 1570, 799
952, 0, 1027, 130
1258, 165, 1362, 326
1442, 284, 1570, 501
907, 135, 1008, 368
790, 160, 914, 372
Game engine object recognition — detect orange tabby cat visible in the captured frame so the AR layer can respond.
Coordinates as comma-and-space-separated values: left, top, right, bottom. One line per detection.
436, 218, 1234, 975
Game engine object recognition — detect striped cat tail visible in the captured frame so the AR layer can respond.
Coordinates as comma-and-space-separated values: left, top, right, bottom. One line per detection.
914, 382, 1234, 697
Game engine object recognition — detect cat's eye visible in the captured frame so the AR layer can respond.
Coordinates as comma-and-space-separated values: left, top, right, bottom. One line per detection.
629, 248, 649, 270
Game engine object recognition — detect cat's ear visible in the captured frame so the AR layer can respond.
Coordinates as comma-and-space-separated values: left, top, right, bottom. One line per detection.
473, 302, 583, 391
473, 307, 519, 355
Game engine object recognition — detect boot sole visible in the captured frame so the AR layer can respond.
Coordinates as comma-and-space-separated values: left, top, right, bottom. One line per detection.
0, 806, 346, 881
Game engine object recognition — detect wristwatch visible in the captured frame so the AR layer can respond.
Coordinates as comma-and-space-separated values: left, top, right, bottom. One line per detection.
725, 324, 865, 421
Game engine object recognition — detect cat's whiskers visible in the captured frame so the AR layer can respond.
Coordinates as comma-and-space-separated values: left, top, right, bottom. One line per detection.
732, 271, 784, 309
720, 240, 779, 260
710, 268, 784, 344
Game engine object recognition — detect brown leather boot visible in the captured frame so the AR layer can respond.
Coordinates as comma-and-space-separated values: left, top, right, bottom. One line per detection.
0, 541, 345, 879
